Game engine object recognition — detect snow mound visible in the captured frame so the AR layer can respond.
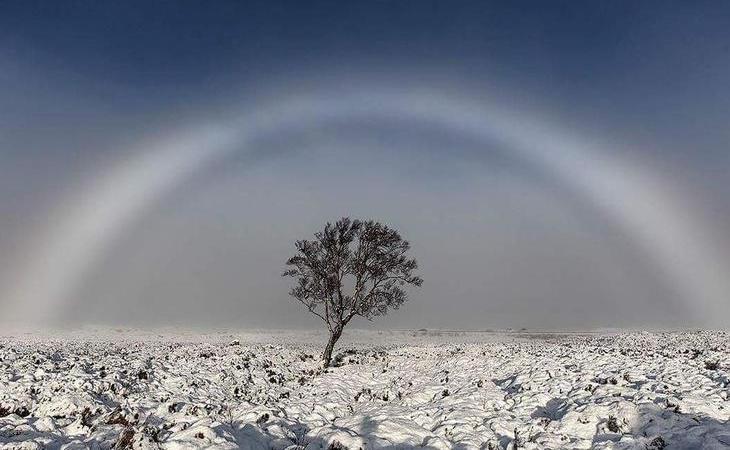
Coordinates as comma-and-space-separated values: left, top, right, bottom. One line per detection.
1, 331, 728, 449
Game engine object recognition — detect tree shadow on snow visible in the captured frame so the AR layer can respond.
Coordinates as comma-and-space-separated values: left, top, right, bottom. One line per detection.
531, 397, 571, 421
256, 414, 476, 450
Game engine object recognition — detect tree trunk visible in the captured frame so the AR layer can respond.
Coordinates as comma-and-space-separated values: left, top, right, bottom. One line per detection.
322, 328, 342, 367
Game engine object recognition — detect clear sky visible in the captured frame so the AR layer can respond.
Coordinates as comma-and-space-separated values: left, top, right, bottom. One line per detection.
1, 1, 729, 329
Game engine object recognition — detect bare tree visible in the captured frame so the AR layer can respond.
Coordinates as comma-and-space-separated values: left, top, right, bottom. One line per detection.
283, 218, 423, 367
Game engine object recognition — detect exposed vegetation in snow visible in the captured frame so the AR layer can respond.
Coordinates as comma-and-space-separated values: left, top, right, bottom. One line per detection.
0, 330, 728, 449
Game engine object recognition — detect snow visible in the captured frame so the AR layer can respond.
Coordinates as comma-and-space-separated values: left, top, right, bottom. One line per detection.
0, 329, 728, 449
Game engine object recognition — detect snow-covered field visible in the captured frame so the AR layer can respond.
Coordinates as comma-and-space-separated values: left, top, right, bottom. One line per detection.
1, 329, 728, 449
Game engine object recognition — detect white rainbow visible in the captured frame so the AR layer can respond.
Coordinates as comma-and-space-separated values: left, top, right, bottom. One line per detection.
3, 89, 728, 325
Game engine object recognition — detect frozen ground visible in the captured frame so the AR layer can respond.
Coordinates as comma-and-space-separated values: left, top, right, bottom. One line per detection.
1, 329, 728, 449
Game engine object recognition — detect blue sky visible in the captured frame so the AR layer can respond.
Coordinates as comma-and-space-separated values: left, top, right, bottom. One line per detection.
1, 1, 728, 328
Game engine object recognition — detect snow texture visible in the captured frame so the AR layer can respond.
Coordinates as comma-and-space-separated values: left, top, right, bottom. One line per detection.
1, 329, 728, 449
